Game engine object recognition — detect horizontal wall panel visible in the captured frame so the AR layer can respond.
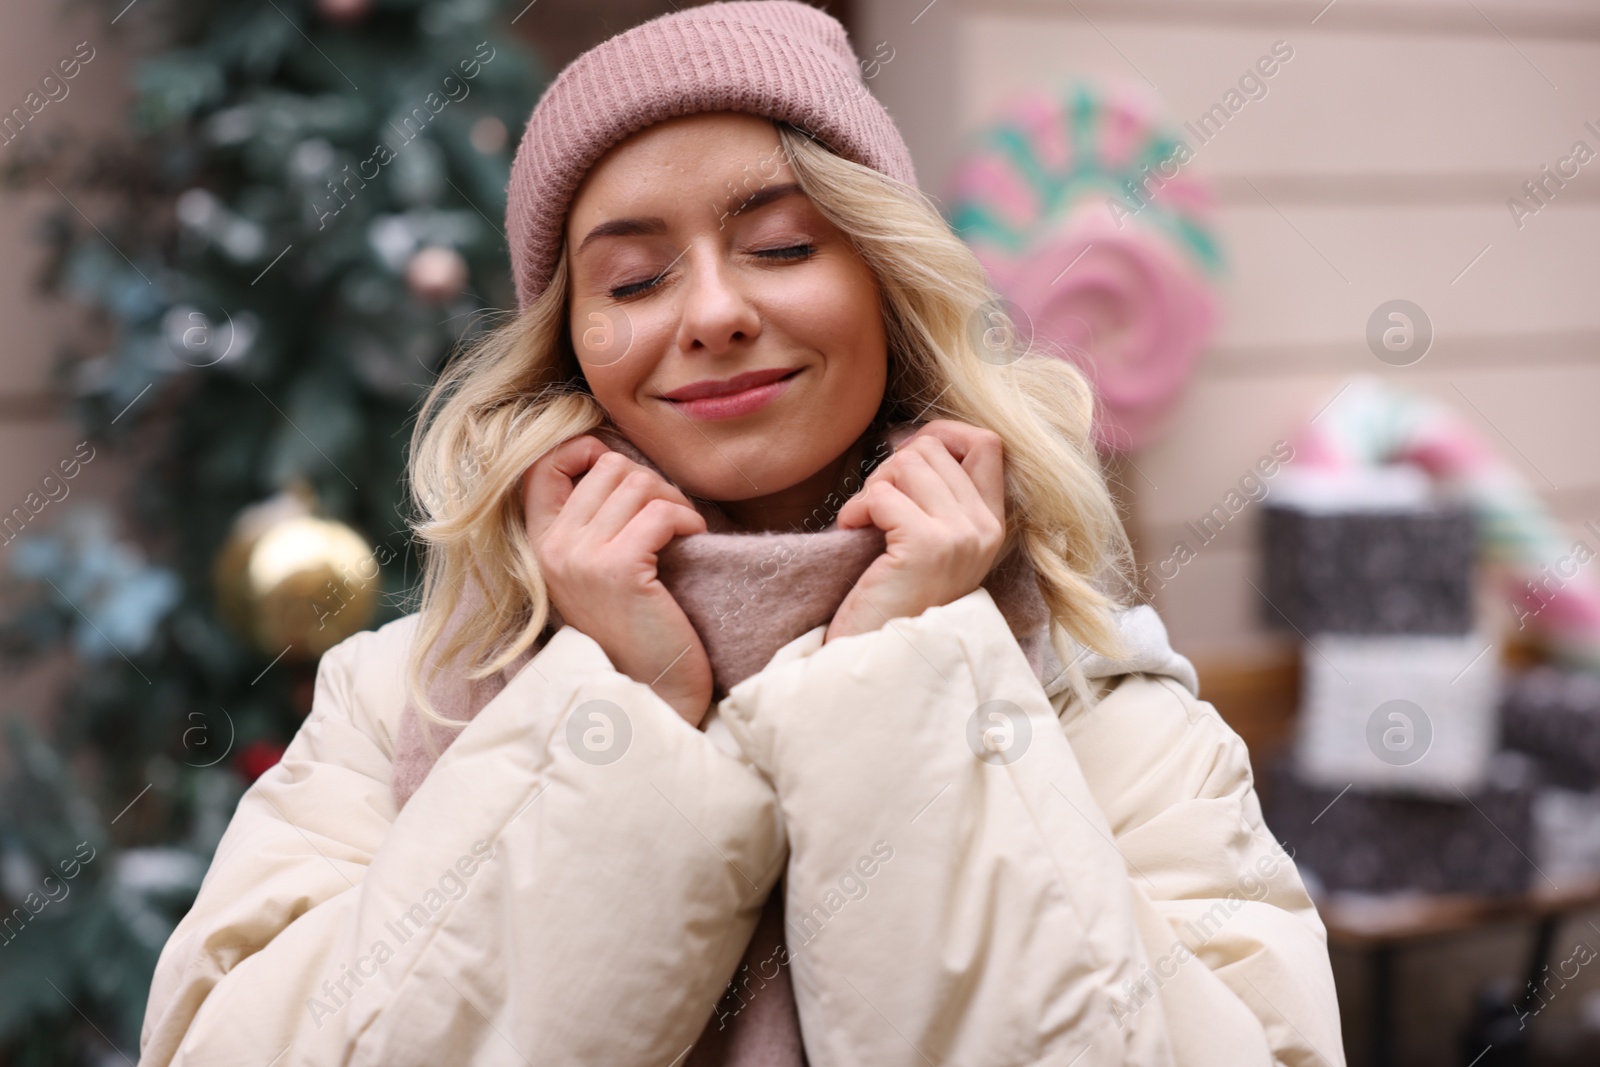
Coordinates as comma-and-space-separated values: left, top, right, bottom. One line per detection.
1185, 206, 1597, 346
1199, 330, 1600, 379
1143, 546, 1275, 658
1132, 366, 1600, 532
949, 16, 1597, 187
860, 0, 1600, 664
1203, 173, 1600, 208
963, 0, 1600, 41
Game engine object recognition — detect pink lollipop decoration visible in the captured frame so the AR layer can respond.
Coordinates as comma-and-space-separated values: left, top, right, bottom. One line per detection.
946, 81, 1226, 452
1290, 375, 1600, 672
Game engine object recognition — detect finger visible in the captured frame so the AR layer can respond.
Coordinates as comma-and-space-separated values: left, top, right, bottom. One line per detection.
837, 456, 902, 528
611, 497, 709, 559
524, 435, 614, 544
588, 466, 696, 543
903, 419, 992, 466
836, 486, 868, 530
906, 422, 1005, 525
836, 478, 927, 538
879, 445, 965, 521
842, 437, 920, 512
531, 439, 698, 544
908, 435, 1001, 529
567, 440, 698, 514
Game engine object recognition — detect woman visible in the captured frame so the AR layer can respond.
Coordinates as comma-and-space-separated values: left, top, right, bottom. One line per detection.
139, 3, 1345, 1065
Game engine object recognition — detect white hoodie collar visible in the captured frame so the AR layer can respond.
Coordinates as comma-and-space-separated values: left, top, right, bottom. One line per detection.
1039, 604, 1200, 700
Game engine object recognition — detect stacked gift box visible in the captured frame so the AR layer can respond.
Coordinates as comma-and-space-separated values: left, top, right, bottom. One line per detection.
1259, 465, 1600, 895
1499, 666, 1600, 884
1258, 465, 1536, 895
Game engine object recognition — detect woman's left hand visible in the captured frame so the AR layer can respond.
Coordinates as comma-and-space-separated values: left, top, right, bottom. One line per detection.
825, 420, 1007, 643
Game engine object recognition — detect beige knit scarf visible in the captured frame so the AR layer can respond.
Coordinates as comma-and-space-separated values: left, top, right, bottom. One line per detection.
389, 419, 1056, 1064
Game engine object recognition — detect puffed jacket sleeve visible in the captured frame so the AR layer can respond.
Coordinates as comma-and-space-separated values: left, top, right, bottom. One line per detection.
1059, 667, 1343, 1067
714, 585, 1344, 1067
138, 616, 786, 1067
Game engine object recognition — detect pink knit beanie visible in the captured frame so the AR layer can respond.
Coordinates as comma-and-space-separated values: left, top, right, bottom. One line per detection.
504, 0, 919, 311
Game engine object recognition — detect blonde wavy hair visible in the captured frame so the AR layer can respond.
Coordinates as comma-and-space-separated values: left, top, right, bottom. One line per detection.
403, 118, 1137, 733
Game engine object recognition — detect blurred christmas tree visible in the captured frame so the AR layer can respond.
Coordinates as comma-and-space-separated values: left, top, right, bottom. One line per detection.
0, 0, 542, 1061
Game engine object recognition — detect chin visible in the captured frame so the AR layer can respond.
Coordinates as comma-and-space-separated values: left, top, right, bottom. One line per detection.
648, 406, 869, 503
670, 444, 810, 504
676, 461, 796, 504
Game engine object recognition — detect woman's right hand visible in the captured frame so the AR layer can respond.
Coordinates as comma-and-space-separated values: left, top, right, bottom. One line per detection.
523, 434, 715, 727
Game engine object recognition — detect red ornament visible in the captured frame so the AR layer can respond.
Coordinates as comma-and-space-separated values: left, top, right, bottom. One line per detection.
236, 739, 288, 782
292, 672, 317, 717
405, 246, 469, 304
316, 0, 373, 24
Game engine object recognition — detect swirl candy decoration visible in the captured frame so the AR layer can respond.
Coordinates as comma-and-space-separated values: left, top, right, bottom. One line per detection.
1290, 375, 1600, 672
944, 81, 1226, 452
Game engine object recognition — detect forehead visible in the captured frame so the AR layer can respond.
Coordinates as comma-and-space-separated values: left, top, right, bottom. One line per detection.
565, 112, 792, 223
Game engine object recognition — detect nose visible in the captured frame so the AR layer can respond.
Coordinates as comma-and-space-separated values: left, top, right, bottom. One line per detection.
674, 239, 761, 356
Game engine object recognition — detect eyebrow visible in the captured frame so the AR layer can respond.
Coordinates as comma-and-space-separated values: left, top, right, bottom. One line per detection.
574, 181, 806, 257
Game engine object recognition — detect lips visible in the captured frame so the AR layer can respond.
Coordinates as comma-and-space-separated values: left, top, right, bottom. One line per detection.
661, 367, 800, 402
660, 367, 802, 421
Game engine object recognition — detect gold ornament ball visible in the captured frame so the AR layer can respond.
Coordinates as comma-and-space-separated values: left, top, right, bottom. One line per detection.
405, 246, 469, 304
214, 485, 379, 660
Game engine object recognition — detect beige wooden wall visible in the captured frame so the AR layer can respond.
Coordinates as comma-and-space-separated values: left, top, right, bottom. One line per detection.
858, 0, 1600, 661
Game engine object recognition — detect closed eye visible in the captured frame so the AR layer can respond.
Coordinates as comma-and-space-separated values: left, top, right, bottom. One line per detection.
756, 244, 815, 261
610, 274, 663, 300
608, 245, 816, 299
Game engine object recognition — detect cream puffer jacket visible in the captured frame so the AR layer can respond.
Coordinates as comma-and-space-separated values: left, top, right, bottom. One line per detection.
138, 586, 1345, 1066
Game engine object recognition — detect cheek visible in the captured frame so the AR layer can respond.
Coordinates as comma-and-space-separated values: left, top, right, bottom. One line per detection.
821, 272, 888, 385
778, 260, 884, 359
569, 304, 660, 407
